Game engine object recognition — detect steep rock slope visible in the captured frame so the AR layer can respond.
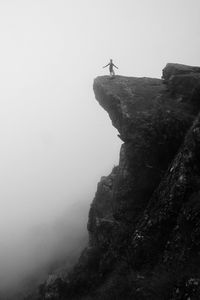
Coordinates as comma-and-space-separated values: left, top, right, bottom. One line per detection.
37, 63, 200, 300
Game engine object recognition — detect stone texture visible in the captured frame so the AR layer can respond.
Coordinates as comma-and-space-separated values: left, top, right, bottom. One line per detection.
162, 63, 200, 81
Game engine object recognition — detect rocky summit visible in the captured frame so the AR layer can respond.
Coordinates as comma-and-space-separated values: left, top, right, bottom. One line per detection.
36, 63, 200, 300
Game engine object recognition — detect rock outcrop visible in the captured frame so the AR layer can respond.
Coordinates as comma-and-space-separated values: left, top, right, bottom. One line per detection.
37, 63, 200, 300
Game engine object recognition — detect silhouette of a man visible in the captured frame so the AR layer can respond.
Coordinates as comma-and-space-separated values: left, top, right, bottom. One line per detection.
103, 59, 118, 77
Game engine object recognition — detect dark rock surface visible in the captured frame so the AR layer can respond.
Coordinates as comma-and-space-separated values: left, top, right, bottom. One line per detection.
36, 64, 200, 300
162, 63, 200, 81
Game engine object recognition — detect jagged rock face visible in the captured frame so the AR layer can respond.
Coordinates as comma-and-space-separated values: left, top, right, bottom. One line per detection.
131, 113, 200, 267
163, 64, 200, 113
87, 167, 118, 247
37, 64, 200, 300
93, 74, 195, 228
163, 116, 200, 263
162, 63, 200, 81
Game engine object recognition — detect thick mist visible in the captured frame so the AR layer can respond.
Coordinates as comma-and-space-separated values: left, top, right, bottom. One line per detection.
0, 0, 122, 293
0, 0, 200, 296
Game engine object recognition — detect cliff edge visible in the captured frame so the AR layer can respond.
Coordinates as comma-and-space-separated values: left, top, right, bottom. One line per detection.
38, 63, 200, 300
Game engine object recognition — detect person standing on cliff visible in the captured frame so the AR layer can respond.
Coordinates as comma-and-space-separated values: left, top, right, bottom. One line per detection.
103, 59, 118, 77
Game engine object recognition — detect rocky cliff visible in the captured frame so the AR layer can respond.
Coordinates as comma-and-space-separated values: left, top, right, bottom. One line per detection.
37, 63, 200, 300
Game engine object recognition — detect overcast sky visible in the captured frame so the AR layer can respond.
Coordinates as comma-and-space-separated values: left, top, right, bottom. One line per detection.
0, 0, 199, 290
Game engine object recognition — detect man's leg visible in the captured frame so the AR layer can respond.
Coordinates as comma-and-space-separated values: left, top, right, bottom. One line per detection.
111, 70, 115, 77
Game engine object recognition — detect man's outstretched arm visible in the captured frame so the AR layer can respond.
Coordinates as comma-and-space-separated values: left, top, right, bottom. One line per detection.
113, 64, 118, 69
103, 63, 110, 68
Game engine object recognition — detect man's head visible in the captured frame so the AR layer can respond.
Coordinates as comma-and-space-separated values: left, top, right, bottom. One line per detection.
110, 59, 113, 62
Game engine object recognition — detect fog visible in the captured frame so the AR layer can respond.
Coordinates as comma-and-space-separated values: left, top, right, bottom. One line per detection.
0, 0, 199, 295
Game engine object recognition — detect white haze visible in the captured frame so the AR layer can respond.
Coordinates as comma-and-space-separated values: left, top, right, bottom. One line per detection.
0, 0, 199, 292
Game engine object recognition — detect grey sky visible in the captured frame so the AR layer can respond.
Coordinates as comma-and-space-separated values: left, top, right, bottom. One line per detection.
0, 0, 199, 290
